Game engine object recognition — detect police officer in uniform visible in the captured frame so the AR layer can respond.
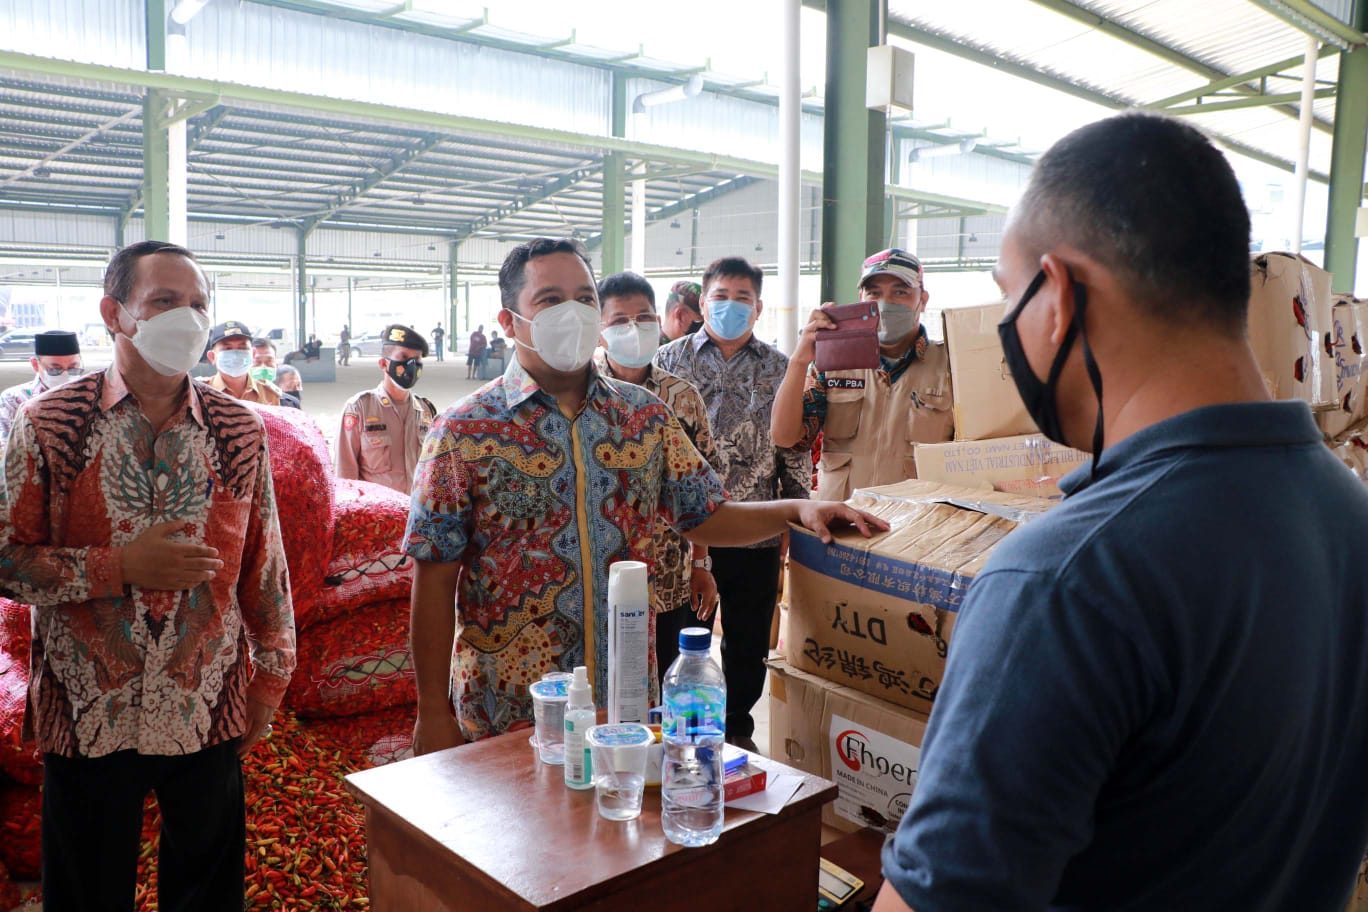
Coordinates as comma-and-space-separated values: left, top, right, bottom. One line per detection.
334, 323, 436, 494
205, 320, 288, 406
0, 329, 83, 449
771, 248, 954, 501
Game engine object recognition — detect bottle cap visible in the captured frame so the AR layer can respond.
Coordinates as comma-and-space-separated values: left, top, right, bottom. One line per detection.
679, 626, 711, 651
569, 664, 592, 705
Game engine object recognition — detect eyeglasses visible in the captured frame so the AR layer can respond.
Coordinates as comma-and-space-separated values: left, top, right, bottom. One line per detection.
43, 367, 83, 377
602, 313, 661, 329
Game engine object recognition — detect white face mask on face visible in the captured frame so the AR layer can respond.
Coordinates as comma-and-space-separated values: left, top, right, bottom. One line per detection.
37, 367, 84, 391
213, 348, 252, 378
601, 321, 660, 369
510, 300, 601, 373
121, 303, 212, 377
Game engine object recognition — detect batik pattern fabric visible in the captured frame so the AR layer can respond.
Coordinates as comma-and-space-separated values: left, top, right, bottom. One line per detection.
595, 354, 719, 616
654, 331, 811, 547
0, 368, 296, 759
404, 356, 726, 741
0, 377, 43, 452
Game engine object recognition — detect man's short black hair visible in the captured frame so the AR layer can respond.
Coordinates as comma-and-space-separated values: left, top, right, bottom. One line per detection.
1014, 112, 1251, 329
251, 337, 276, 353
597, 271, 656, 311
702, 257, 763, 297
104, 240, 198, 303
498, 237, 597, 311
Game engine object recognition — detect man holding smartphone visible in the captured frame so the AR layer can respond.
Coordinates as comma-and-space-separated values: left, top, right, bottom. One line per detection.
771, 248, 954, 501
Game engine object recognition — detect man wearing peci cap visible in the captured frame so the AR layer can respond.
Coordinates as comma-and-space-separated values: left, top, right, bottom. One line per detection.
0, 329, 84, 450
334, 323, 437, 494
771, 248, 954, 501
661, 279, 704, 343
205, 321, 287, 407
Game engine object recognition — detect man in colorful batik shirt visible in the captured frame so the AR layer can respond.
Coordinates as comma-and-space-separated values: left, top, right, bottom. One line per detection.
406, 238, 885, 753
0, 240, 295, 911
593, 270, 719, 693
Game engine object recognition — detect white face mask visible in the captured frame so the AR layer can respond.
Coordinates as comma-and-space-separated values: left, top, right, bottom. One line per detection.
601, 321, 660, 370
510, 301, 601, 373
213, 348, 252, 378
121, 304, 212, 377
37, 368, 83, 391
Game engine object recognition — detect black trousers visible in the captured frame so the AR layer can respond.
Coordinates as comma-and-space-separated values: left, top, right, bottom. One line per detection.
656, 605, 696, 695
712, 544, 782, 739
42, 739, 246, 912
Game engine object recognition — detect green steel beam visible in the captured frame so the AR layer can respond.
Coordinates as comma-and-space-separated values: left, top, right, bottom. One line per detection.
1164, 87, 1335, 116
887, 185, 1007, 215
142, 89, 173, 242
821, 8, 1333, 182
451, 165, 596, 241
820, 0, 885, 304
295, 228, 308, 348
1147, 45, 1340, 109
122, 103, 232, 238
1246, 0, 1368, 48
301, 132, 445, 232
448, 241, 461, 338
1325, 2, 1368, 292
146, 0, 166, 72
1027, 0, 1333, 132
601, 74, 627, 275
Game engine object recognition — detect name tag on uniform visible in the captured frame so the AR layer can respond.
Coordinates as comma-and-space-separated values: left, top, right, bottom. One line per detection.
825, 377, 866, 390
365, 421, 387, 431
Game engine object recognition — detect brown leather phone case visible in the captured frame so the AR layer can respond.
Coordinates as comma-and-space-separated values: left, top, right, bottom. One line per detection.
814, 301, 880, 372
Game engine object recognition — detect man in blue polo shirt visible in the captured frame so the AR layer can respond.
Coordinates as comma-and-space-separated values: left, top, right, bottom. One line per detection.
875, 113, 1368, 912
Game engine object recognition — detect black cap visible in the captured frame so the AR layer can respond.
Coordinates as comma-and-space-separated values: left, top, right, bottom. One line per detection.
382, 324, 428, 358
34, 330, 80, 357
207, 320, 252, 348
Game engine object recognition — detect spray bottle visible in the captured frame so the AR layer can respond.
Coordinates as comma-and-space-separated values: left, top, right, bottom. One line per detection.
563, 665, 595, 790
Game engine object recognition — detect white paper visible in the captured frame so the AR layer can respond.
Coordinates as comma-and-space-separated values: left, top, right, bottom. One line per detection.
725, 772, 803, 814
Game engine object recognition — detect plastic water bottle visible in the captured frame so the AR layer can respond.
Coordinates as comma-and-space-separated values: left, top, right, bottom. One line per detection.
661, 626, 726, 847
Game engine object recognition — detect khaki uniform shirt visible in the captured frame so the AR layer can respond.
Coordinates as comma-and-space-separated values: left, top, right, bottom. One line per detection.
206, 372, 284, 406
334, 383, 436, 494
809, 338, 954, 501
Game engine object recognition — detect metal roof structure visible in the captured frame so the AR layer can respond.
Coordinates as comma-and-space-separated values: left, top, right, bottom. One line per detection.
0, 0, 1362, 278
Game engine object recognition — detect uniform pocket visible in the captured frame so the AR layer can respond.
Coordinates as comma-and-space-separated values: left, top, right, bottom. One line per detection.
823, 388, 865, 441
907, 391, 954, 444
361, 434, 393, 476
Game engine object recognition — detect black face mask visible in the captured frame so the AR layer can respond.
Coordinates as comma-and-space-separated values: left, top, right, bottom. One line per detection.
385, 357, 422, 390
997, 269, 1105, 472
687, 319, 703, 335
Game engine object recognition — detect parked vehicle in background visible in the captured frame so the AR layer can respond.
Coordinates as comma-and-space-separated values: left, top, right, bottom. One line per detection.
0, 327, 48, 359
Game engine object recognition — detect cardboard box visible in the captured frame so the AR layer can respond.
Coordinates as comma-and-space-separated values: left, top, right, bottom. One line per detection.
1317, 295, 1368, 442
1248, 253, 1335, 407
784, 479, 1049, 713
768, 657, 930, 833
913, 433, 1089, 499
942, 303, 1040, 442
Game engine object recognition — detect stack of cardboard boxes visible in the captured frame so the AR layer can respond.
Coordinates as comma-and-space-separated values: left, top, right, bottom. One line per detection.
913, 303, 1089, 499
770, 479, 1051, 834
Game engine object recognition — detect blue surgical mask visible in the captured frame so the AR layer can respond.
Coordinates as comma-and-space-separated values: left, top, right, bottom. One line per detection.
707, 299, 754, 341
214, 348, 252, 378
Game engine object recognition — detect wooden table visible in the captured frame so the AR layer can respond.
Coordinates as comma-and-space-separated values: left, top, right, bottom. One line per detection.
345, 729, 838, 911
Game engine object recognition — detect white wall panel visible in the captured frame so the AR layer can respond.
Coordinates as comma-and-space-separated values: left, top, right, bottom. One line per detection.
0, 0, 143, 69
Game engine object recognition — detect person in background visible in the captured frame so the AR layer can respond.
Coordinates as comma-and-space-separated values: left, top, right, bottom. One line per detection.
661, 279, 704, 343
275, 363, 302, 403
406, 237, 885, 753
594, 270, 720, 691
431, 322, 446, 362
654, 256, 812, 751
0, 329, 83, 449
338, 324, 351, 367
304, 335, 321, 361
466, 323, 487, 380
0, 239, 294, 911
205, 321, 286, 406
334, 323, 436, 494
874, 113, 1368, 912
771, 248, 954, 501
249, 337, 300, 410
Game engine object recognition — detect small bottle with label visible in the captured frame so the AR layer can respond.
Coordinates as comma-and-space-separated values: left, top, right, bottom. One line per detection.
563, 665, 595, 790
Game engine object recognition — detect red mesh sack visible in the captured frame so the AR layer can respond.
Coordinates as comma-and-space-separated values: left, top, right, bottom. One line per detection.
0, 859, 20, 911
250, 405, 336, 624
311, 479, 413, 629
285, 599, 414, 719
0, 598, 39, 786
0, 783, 40, 880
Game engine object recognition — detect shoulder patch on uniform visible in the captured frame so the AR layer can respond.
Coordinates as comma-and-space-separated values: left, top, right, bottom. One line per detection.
825, 377, 866, 390
343, 414, 358, 430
